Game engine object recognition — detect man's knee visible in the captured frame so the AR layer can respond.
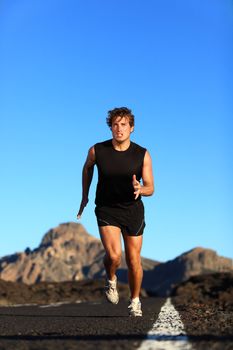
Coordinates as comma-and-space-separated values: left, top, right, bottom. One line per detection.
126, 254, 142, 271
105, 252, 121, 266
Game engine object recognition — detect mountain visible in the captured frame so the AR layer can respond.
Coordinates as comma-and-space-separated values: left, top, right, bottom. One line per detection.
0, 222, 232, 296
0, 222, 158, 285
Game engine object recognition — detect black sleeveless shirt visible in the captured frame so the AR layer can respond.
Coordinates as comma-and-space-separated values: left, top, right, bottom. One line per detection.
94, 139, 146, 207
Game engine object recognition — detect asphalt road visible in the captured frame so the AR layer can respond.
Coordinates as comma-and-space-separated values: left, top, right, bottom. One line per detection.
0, 298, 164, 350
0, 298, 232, 350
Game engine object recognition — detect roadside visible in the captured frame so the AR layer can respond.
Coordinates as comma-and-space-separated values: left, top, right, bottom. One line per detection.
172, 272, 233, 337
0, 278, 134, 305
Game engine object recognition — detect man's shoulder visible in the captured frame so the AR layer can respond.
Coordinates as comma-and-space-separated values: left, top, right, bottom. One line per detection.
94, 139, 112, 152
131, 141, 147, 153
95, 139, 111, 146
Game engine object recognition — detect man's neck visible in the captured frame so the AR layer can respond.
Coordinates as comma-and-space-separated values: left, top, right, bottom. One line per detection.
112, 139, 131, 151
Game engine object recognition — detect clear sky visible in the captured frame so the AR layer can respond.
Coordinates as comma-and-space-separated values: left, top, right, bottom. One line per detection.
1, 0, 232, 262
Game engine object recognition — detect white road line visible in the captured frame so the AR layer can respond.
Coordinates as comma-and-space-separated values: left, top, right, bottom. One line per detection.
1, 303, 38, 308
138, 298, 193, 350
39, 300, 82, 308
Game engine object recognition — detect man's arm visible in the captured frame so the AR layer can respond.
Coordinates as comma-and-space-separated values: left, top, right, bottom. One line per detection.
77, 146, 96, 219
133, 150, 154, 199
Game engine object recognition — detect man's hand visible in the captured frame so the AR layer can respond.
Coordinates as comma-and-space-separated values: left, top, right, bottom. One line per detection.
77, 197, 89, 219
132, 174, 141, 200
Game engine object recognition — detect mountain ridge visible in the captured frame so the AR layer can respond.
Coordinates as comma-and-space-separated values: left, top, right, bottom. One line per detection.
0, 222, 232, 296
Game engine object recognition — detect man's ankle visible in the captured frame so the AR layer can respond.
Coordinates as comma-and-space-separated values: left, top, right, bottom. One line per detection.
131, 297, 140, 303
107, 275, 117, 283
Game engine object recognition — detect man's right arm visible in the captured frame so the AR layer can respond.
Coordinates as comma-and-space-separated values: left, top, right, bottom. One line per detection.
77, 146, 96, 219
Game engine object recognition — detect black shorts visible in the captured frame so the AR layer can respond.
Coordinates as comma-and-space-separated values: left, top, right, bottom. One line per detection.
95, 200, 146, 236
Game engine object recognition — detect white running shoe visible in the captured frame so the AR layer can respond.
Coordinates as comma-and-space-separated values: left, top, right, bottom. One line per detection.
128, 299, 142, 317
105, 276, 119, 304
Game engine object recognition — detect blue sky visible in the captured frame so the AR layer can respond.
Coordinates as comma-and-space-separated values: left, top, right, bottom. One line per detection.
1, 0, 232, 262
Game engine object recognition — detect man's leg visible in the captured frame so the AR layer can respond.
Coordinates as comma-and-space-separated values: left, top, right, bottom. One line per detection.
123, 234, 143, 299
98, 225, 122, 281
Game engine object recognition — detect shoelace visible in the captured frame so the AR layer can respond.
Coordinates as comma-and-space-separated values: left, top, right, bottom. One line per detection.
109, 285, 116, 291
106, 281, 116, 290
128, 301, 141, 309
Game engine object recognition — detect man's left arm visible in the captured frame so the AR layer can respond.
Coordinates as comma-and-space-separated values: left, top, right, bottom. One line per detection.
133, 150, 154, 199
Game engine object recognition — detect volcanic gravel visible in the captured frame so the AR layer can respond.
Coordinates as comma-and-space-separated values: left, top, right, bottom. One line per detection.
0, 279, 136, 306
172, 272, 233, 337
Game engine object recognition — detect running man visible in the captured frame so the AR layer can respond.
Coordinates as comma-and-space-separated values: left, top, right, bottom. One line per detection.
77, 107, 154, 316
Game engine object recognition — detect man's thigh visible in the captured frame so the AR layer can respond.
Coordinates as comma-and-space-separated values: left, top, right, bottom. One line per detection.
123, 233, 143, 259
98, 225, 122, 257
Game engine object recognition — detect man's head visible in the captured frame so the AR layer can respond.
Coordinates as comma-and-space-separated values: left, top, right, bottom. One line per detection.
106, 107, 135, 129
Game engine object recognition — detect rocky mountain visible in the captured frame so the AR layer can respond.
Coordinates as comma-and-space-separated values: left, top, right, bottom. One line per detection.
0, 222, 232, 296
0, 222, 158, 285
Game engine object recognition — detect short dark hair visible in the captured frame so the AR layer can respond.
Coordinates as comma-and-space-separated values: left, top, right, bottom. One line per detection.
106, 107, 135, 128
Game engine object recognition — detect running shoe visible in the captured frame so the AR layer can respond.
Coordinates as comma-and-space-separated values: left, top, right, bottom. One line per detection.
105, 276, 119, 304
128, 299, 142, 317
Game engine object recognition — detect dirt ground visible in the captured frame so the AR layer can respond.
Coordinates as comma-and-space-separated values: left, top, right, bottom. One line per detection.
172, 272, 233, 336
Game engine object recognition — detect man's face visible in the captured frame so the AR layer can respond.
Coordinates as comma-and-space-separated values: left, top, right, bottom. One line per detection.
111, 116, 134, 143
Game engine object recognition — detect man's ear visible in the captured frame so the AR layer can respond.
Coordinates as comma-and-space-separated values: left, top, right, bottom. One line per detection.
130, 126, 134, 133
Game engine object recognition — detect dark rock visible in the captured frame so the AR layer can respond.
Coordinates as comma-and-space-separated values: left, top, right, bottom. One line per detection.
0, 278, 146, 306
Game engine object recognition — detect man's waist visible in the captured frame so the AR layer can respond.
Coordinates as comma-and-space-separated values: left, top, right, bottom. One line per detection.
95, 198, 142, 209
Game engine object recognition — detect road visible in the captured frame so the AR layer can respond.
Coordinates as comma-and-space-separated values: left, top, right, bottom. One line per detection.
0, 298, 232, 350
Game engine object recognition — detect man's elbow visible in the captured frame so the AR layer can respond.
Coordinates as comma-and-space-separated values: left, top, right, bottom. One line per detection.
150, 186, 155, 196
141, 182, 155, 196
145, 185, 154, 196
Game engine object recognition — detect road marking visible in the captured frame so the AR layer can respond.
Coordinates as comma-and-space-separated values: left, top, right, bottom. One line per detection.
138, 297, 193, 350
1, 303, 38, 308
39, 300, 82, 308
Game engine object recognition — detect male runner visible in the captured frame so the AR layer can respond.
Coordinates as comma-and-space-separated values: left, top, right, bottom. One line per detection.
77, 107, 154, 316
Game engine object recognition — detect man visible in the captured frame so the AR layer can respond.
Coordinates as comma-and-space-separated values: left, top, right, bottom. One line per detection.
77, 107, 154, 316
